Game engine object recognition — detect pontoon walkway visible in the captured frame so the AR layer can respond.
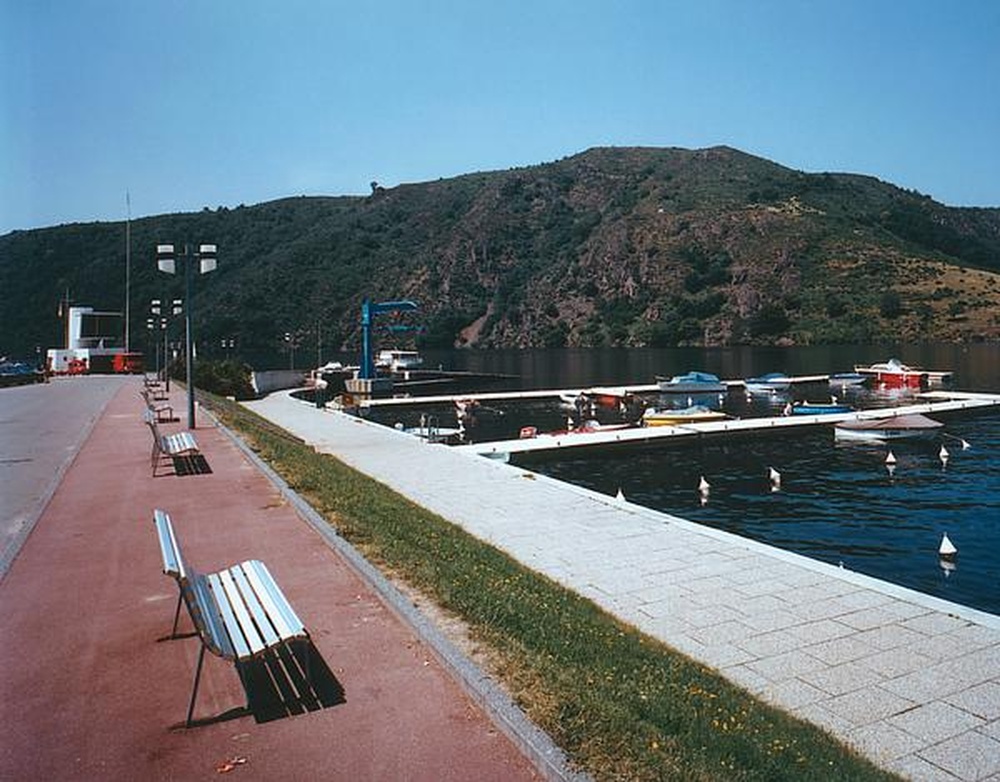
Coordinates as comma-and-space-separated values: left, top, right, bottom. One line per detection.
457, 392, 1000, 459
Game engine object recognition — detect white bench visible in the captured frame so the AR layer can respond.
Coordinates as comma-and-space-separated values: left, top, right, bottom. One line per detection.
140, 388, 174, 423
144, 409, 199, 475
153, 509, 312, 726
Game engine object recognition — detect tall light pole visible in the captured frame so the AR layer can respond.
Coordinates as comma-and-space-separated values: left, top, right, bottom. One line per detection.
145, 316, 161, 377
151, 298, 183, 392
156, 243, 217, 429
284, 332, 295, 371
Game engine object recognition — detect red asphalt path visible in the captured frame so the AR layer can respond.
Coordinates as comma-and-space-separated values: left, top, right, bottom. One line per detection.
0, 380, 541, 781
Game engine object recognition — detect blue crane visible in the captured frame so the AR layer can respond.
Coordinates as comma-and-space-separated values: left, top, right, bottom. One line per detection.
359, 298, 419, 380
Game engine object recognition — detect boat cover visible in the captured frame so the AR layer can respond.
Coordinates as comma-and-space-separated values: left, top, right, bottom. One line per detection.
836, 413, 943, 432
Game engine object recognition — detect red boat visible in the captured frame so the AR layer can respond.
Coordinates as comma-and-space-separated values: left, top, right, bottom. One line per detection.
853, 358, 928, 390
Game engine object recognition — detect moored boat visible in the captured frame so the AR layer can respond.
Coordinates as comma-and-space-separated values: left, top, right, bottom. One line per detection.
656, 371, 727, 394
785, 400, 853, 416
376, 349, 423, 372
834, 413, 944, 442
828, 372, 868, 388
853, 358, 928, 390
642, 405, 730, 426
401, 423, 464, 444
744, 372, 791, 393
522, 419, 635, 438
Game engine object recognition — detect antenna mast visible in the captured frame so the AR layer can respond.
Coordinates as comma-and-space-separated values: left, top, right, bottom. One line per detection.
124, 191, 131, 352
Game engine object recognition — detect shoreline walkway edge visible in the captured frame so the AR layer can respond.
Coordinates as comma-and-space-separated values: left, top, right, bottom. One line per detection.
245, 391, 1000, 782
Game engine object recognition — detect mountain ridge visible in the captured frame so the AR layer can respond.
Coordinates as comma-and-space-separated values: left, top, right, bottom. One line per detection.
2, 145, 999, 362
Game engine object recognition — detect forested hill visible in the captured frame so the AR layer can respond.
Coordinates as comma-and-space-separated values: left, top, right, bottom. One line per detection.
3, 145, 1000, 362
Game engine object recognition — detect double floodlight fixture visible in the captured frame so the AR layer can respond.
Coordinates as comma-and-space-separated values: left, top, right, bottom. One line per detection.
155, 242, 218, 429
156, 243, 217, 275
150, 298, 182, 320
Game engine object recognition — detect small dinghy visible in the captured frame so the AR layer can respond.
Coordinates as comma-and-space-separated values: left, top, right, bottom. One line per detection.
834, 413, 944, 442
642, 405, 729, 426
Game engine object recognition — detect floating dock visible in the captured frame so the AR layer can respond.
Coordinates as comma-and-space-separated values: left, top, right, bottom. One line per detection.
358, 374, 834, 409
454, 392, 1000, 460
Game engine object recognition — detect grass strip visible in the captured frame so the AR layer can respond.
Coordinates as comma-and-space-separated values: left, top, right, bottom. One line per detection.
206, 394, 900, 782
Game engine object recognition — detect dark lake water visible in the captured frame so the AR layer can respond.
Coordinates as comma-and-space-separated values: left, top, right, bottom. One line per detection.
358, 344, 1000, 616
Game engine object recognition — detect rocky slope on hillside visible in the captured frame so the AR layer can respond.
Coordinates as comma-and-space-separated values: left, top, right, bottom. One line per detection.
2, 146, 999, 359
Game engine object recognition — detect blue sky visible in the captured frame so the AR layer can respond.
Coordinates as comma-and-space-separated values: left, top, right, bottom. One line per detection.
3, 0, 999, 234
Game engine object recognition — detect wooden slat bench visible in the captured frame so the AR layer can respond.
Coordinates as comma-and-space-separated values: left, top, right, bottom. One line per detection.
144, 409, 199, 476
153, 509, 314, 726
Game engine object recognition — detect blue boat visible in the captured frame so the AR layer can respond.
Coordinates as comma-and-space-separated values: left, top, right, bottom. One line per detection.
656, 371, 727, 394
745, 372, 791, 394
785, 400, 853, 416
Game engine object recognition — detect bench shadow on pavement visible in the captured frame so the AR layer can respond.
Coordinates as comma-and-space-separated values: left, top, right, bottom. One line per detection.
177, 640, 345, 729
171, 454, 213, 476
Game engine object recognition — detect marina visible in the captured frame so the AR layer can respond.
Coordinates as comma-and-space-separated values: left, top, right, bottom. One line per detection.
345, 345, 1000, 622
364, 387, 1000, 459
356, 372, 837, 409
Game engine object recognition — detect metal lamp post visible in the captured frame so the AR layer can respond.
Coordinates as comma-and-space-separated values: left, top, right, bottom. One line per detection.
145, 317, 160, 377
151, 298, 183, 392
156, 243, 217, 428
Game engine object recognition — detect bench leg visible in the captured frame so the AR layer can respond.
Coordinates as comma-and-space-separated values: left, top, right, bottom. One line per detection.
186, 645, 207, 728
170, 591, 184, 638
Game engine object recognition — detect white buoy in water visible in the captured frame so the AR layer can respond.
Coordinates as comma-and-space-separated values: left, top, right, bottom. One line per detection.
885, 450, 897, 465
939, 533, 958, 559
768, 466, 781, 490
687, 396, 694, 407
939, 444, 950, 464
615, 487, 625, 502
698, 475, 711, 493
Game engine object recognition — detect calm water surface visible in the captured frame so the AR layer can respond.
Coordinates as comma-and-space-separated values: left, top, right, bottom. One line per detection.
362, 344, 1000, 616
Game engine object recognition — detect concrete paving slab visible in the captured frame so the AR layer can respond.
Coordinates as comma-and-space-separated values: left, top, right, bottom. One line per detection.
945, 682, 1000, 721
822, 686, 915, 726
887, 754, 963, 782
917, 731, 1000, 780
888, 701, 985, 744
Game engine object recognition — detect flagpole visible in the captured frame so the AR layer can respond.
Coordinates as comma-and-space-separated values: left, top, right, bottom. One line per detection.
124, 191, 132, 353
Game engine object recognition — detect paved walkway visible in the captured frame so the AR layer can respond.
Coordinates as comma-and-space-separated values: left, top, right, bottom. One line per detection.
247, 391, 1000, 782
0, 379, 554, 781
0, 377, 121, 576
